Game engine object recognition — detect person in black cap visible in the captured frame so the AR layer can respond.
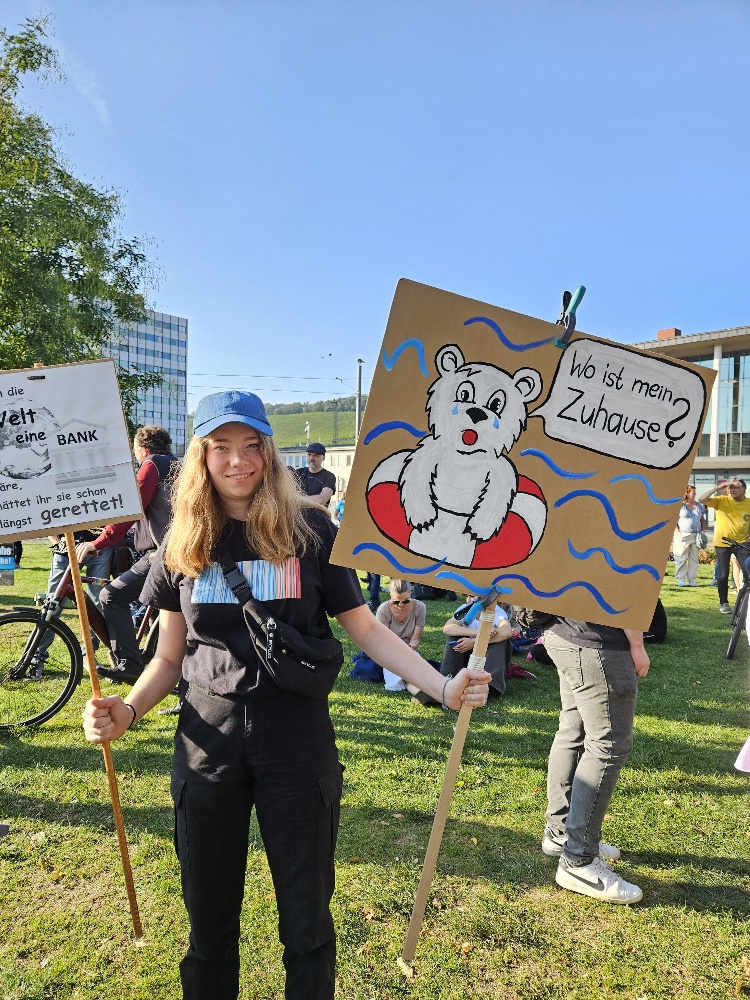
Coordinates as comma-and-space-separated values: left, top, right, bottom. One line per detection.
82, 389, 490, 1000
294, 442, 336, 507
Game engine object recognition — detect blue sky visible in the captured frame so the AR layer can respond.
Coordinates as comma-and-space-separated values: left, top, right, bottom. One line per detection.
4, 1, 749, 409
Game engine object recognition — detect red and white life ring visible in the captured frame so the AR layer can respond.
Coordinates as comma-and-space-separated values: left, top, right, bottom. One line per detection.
366, 474, 546, 569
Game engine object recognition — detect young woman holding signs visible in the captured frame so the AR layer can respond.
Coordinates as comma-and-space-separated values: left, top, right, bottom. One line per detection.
82, 390, 490, 1000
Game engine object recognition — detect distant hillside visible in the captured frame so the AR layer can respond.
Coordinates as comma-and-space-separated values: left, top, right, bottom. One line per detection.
267, 410, 357, 449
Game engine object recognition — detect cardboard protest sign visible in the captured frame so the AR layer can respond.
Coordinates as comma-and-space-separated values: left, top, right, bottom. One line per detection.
332, 280, 714, 630
0, 360, 142, 543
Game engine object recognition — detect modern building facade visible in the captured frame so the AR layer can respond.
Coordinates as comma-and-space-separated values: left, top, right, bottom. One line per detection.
631, 324, 750, 496
105, 310, 188, 456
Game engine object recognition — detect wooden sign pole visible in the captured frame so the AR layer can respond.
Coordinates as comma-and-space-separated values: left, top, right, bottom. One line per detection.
64, 532, 143, 939
397, 599, 497, 976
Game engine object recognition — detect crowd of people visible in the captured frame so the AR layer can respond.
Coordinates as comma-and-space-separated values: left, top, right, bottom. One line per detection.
21, 396, 735, 1000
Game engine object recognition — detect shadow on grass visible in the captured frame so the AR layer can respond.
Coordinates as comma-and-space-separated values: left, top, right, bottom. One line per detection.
0, 788, 174, 842
334, 696, 746, 780
633, 852, 750, 916
2, 675, 744, 787
0, 726, 175, 775
2, 757, 747, 920
0, 594, 36, 610
628, 734, 748, 777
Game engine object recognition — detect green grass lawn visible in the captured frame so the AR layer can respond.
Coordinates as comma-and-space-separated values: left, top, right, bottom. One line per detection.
267, 411, 357, 449
1, 542, 749, 999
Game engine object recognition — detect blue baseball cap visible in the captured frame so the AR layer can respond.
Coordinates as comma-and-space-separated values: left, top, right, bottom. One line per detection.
193, 391, 273, 438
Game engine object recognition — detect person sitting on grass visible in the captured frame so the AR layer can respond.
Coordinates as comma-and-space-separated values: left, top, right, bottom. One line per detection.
440, 595, 513, 697
410, 595, 513, 705
375, 579, 427, 692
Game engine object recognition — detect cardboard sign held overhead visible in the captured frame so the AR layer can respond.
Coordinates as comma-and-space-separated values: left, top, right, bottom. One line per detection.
0, 360, 143, 543
331, 280, 714, 631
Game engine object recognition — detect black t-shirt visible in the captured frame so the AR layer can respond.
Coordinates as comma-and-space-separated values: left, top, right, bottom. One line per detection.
141, 510, 364, 697
294, 466, 336, 506
549, 618, 630, 650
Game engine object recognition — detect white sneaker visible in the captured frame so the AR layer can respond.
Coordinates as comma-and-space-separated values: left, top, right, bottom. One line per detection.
555, 856, 642, 904
541, 831, 621, 863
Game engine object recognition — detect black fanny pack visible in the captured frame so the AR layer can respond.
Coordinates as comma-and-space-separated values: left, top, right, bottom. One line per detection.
216, 543, 343, 701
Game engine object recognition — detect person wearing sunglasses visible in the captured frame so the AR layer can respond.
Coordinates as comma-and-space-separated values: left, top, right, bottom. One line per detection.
375, 580, 426, 691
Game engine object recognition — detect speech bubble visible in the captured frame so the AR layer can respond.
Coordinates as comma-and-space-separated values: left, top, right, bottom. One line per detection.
532, 339, 707, 470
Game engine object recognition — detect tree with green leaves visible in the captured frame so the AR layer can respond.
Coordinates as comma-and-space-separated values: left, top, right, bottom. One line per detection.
0, 16, 162, 434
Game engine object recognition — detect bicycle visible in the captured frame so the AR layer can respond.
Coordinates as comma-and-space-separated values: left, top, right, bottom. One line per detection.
723, 537, 750, 660
0, 565, 159, 731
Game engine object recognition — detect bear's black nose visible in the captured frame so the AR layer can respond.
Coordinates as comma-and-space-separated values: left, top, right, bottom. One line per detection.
466, 407, 488, 424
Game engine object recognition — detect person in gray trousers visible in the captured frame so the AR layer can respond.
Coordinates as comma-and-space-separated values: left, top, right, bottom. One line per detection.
76, 425, 177, 684
541, 618, 649, 904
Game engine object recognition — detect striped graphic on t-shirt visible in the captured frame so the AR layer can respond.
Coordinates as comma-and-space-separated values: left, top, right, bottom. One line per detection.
192, 558, 301, 604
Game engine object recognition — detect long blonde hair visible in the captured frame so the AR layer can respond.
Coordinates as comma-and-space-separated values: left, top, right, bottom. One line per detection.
164, 431, 318, 576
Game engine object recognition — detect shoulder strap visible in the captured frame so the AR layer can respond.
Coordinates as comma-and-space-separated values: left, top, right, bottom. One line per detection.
215, 542, 274, 637
215, 541, 254, 606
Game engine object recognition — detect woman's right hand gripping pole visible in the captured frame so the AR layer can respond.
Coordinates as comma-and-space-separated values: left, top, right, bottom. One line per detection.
83, 696, 136, 743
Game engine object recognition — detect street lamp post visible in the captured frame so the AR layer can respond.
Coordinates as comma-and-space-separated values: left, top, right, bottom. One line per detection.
355, 359, 364, 441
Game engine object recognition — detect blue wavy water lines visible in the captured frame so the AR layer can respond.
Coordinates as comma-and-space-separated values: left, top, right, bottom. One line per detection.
434, 570, 512, 595
567, 540, 661, 580
491, 574, 627, 615
519, 448, 596, 480
381, 338, 429, 376
554, 490, 668, 540
351, 543, 446, 576
363, 421, 428, 445
609, 474, 681, 506
464, 316, 555, 352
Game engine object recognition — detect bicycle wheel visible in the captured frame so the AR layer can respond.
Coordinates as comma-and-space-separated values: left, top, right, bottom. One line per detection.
726, 588, 748, 660
0, 610, 83, 730
142, 618, 159, 665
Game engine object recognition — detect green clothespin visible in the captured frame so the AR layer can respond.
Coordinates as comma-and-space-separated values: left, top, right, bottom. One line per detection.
554, 285, 586, 349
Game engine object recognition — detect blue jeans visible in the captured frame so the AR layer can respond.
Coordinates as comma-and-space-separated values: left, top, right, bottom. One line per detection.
38, 547, 114, 657
714, 547, 733, 605
366, 574, 381, 606
544, 632, 638, 864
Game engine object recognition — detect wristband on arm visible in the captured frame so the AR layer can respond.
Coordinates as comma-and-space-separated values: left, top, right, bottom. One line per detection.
124, 703, 137, 730
441, 675, 452, 710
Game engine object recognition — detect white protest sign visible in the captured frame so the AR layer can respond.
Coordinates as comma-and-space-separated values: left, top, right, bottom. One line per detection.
533, 339, 705, 469
0, 360, 143, 543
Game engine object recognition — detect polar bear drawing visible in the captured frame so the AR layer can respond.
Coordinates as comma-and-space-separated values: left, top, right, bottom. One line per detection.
366, 344, 547, 569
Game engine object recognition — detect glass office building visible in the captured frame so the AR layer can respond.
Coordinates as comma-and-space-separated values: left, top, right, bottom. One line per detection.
105, 310, 188, 456
631, 325, 750, 485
